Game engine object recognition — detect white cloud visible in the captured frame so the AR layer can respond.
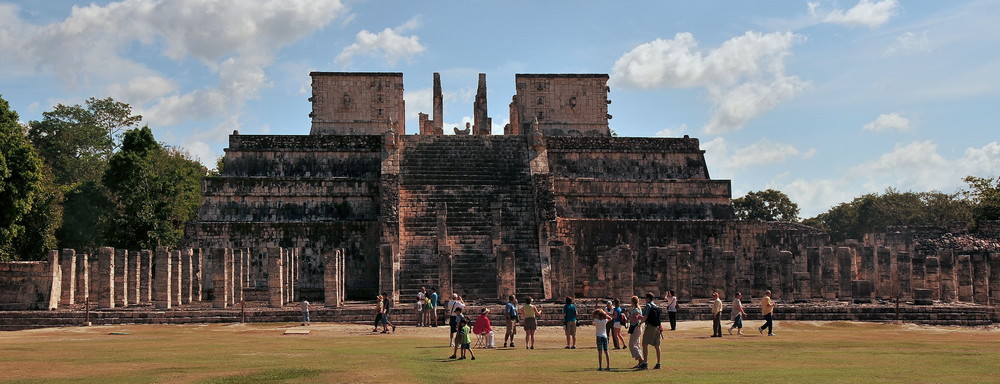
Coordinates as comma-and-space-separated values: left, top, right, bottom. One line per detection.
884, 31, 931, 56
714, 139, 817, 170
335, 18, 426, 67
863, 113, 911, 132
818, 0, 899, 28
106, 76, 177, 105
611, 31, 808, 134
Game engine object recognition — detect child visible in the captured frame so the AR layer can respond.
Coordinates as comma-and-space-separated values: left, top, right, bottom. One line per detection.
300, 298, 311, 326
449, 307, 467, 358
593, 308, 611, 371
450, 316, 476, 360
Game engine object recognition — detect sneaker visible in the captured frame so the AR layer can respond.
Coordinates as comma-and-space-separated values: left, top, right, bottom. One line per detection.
509, 343, 514, 348
392, 325, 396, 332
458, 356, 465, 360
471, 356, 476, 360
530, 346, 534, 350
450, 342, 455, 347
638, 363, 648, 370
759, 328, 764, 335
503, 343, 507, 348
564, 346, 570, 349
728, 328, 733, 335
571, 346, 576, 349
449, 355, 456, 359
653, 363, 661, 369
768, 333, 776, 336
738, 331, 744, 335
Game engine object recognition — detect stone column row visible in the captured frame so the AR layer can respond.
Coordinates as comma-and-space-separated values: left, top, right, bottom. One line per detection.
324, 248, 346, 307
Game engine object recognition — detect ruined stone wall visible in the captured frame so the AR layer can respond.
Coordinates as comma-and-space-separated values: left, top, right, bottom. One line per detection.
0, 261, 58, 310
514, 74, 610, 136
309, 72, 405, 136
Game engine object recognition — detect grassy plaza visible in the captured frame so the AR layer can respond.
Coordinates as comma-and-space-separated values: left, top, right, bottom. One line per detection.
0, 320, 997, 383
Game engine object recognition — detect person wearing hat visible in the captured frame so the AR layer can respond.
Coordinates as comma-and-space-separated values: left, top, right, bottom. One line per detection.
447, 294, 466, 346
473, 307, 495, 348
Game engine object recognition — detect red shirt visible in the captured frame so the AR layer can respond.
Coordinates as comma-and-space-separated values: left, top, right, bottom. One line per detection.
473, 314, 492, 334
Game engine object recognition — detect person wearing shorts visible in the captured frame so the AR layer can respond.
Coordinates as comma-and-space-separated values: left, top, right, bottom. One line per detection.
640, 292, 662, 370
562, 296, 578, 349
593, 308, 611, 371
522, 297, 541, 349
503, 295, 518, 348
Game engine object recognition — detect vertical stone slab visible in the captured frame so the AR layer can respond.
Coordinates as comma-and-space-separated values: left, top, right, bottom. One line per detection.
851, 280, 874, 303
283, 249, 292, 304
378, 244, 398, 302
181, 249, 192, 304
192, 249, 203, 302
438, 245, 453, 301
77, 252, 90, 305
876, 247, 893, 299
47, 250, 62, 309
897, 251, 911, 300
497, 245, 517, 300
228, 248, 236, 306
724, 250, 736, 298
267, 247, 283, 307
794, 272, 811, 301
860, 247, 875, 281
677, 246, 693, 302
59, 249, 76, 306
98, 247, 115, 308
153, 246, 171, 309
129, 248, 140, 305
820, 247, 837, 299
662, 247, 677, 296
338, 248, 346, 304
611, 246, 635, 299
142, 250, 154, 303
807, 248, 821, 298
233, 248, 243, 303
837, 247, 854, 300
172, 250, 183, 307
956, 254, 973, 302
548, 244, 574, 299
939, 250, 956, 302
114, 249, 128, 307
211, 248, 231, 308
971, 254, 989, 305
989, 253, 1000, 306
324, 249, 343, 307
778, 251, 794, 301
925, 256, 940, 301
911, 253, 926, 291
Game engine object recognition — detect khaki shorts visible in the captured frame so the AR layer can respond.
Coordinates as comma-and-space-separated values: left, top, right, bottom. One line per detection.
506, 319, 517, 334
642, 325, 661, 346
564, 322, 577, 336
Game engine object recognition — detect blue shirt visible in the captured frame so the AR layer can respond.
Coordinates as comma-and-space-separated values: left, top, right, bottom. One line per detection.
612, 306, 623, 323
430, 292, 438, 307
563, 304, 577, 322
505, 302, 518, 318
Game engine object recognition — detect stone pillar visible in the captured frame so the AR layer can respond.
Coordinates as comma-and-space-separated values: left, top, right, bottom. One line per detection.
677, 246, 693, 302
911, 253, 926, 290
379, 244, 398, 302
324, 249, 344, 307
154, 246, 171, 309
114, 249, 128, 307
97, 246, 115, 308
724, 250, 737, 298
210, 248, 231, 308
497, 245, 517, 300
939, 250, 956, 302
59, 249, 76, 306
181, 249, 192, 304
233, 248, 243, 303
192, 249, 203, 302
778, 251, 794, 301
820, 247, 837, 299
807, 248, 821, 298
438, 245, 453, 301
662, 247, 677, 296
794, 272, 811, 301
267, 247, 284, 307
925, 256, 940, 301
876, 247, 893, 299
837, 247, 854, 300
76, 252, 89, 305
228, 248, 237, 306
956, 254, 973, 302
971, 254, 989, 305
851, 280, 874, 303
860, 246, 875, 281
47, 250, 62, 309
610, 245, 635, 299
129, 248, 140, 305
913, 288, 934, 305
989, 253, 1000, 306
897, 251, 911, 300
172, 250, 183, 307
548, 244, 574, 300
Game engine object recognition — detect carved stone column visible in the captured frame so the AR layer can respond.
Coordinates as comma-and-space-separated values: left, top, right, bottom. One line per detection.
438, 245, 453, 301
172, 250, 183, 307
154, 246, 171, 309
98, 247, 115, 308
972, 254, 989, 304
956, 254, 973, 302
141, 249, 153, 303
211, 248, 231, 308
324, 249, 344, 307
267, 247, 284, 307
59, 249, 76, 306
114, 249, 128, 307
837, 247, 854, 300
939, 250, 956, 302
497, 245, 517, 300
925, 256, 940, 301
897, 251, 911, 300
820, 247, 836, 299
876, 247, 893, 299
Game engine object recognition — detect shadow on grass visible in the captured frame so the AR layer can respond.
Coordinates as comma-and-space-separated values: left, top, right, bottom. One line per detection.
200, 368, 327, 384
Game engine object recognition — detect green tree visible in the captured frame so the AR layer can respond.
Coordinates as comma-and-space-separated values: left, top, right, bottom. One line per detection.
102, 127, 206, 250
962, 176, 1000, 226
11, 168, 63, 260
733, 189, 800, 222
805, 189, 972, 242
56, 181, 110, 252
0, 95, 44, 260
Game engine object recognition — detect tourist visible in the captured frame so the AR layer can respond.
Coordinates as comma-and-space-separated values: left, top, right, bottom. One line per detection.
300, 297, 311, 326
429, 288, 439, 327
592, 308, 612, 371
729, 291, 746, 335
758, 290, 776, 336
381, 291, 396, 333
416, 287, 426, 327
421, 292, 434, 327
447, 294, 465, 346
373, 294, 384, 333
562, 296, 578, 349
450, 308, 474, 359
522, 296, 542, 349
665, 290, 678, 330
503, 295, 518, 348
459, 317, 477, 360
604, 300, 617, 349
611, 298, 627, 349
627, 295, 644, 368
473, 307, 495, 348
710, 291, 723, 337
639, 292, 662, 370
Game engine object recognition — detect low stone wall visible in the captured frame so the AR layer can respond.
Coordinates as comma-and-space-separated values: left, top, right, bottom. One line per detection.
0, 261, 57, 311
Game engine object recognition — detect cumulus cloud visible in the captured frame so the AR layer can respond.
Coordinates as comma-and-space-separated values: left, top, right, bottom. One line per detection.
811, 0, 899, 28
335, 17, 426, 67
884, 31, 931, 56
707, 138, 817, 171
863, 112, 911, 132
611, 31, 808, 135
0, 0, 347, 163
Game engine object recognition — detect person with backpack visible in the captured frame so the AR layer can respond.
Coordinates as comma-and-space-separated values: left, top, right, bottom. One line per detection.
638, 292, 662, 370
611, 298, 627, 349
627, 295, 644, 368
503, 295, 518, 348
665, 290, 678, 330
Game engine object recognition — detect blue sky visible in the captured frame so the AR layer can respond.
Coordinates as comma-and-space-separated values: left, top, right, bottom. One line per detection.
2, 0, 998, 217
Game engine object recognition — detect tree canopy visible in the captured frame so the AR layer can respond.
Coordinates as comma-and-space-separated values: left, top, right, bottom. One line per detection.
0, 95, 44, 260
733, 189, 800, 222
803, 189, 973, 242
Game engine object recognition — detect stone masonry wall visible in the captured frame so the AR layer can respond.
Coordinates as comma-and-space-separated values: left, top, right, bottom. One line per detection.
309, 72, 405, 136
514, 74, 610, 136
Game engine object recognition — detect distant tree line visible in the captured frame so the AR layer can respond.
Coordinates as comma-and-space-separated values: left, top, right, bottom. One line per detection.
0, 95, 206, 261
735, 179, 1000, 243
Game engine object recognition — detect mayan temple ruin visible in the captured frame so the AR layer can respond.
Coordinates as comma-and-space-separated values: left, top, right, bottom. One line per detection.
1, 71, 998, 328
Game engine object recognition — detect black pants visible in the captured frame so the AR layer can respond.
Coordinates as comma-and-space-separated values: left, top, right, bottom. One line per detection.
606, 321, 619, 348
760, 313, 773, 334
668, 311, 677, 330
712, 313, 722, 336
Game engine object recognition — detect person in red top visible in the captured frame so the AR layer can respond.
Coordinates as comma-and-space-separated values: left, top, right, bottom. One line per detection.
473, 308, 496, 348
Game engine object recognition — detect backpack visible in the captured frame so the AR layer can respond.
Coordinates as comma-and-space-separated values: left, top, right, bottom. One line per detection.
644, 304, 662, 327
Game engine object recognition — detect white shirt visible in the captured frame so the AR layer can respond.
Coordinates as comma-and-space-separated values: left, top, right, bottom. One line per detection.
448, 300, 465, 316
417, 292, 425, 302
594, 318, 609, 338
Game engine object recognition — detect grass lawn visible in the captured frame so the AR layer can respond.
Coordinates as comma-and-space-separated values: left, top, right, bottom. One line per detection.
0, 320, 997, 383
